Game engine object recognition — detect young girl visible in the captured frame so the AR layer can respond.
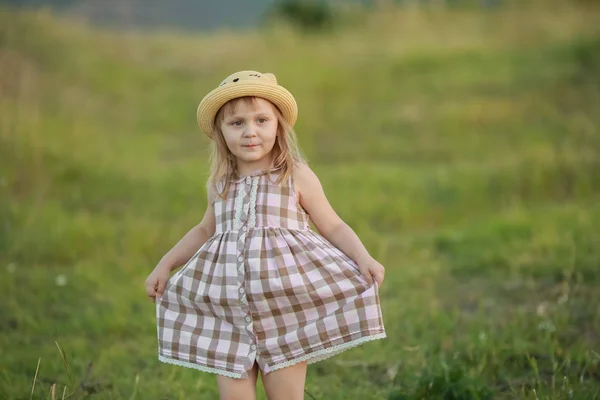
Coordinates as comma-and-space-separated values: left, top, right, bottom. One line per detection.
145, 70, 386, 400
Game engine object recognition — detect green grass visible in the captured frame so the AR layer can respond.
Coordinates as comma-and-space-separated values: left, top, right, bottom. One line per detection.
1, 2, 600, 399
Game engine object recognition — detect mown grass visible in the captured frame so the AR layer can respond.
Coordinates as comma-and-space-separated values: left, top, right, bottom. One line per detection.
1, 1, 600, 399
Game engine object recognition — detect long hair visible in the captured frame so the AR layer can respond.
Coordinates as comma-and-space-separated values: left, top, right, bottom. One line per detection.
208, 96, 306, 198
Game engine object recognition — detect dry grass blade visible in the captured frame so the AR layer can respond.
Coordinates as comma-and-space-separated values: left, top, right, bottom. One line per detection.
73, 362, 93, 399
49, 383, 56, 400
30, 357, 41, 400
304, 388, 318, 400
128, 374, 140, 400
1, 3, 599, 399
54, 341, 75, 388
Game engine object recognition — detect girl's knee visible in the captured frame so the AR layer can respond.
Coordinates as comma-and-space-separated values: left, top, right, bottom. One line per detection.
220, 394, 254, 400
217, 365, 259, 400
218, 381, 256, 400
262, 362, 307, 400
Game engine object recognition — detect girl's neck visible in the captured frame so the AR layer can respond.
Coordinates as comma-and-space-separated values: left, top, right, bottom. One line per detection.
235, 156, 274, 178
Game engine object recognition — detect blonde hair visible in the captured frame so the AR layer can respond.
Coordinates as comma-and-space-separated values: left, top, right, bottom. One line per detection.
208, 96, 306, 198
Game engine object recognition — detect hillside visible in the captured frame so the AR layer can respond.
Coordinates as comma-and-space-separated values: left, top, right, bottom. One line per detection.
0, 0, 278, 30
1, 2, 600, 399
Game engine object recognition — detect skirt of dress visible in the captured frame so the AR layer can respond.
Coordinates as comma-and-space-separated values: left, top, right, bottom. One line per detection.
156, 227, 386, 379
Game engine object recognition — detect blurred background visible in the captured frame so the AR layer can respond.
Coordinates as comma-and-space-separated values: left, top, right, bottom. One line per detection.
1, 0, 599, 399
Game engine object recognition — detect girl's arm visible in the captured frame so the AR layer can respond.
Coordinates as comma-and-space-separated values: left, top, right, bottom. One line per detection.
145, 184, 217, 300
157, 213, 216, 272
294, 163, 385, 286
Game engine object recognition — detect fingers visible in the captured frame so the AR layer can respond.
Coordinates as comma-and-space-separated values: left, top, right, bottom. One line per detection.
145, 277, 159, 301
146, 285, 157, 301
145, 273, 169, 302
373, 269, 384, 287
361, 266, 384, 287
157, 278, 168, 297
360, 268, 374, 285
145, 283, 154, 297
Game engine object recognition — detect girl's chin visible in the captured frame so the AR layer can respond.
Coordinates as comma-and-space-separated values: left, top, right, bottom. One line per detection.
236, 153, 266, 163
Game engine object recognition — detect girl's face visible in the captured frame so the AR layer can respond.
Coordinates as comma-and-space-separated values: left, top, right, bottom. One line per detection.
219, 97, 278, 170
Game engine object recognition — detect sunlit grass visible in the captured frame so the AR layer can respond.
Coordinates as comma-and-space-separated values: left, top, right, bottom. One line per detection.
1, 1, 599, 399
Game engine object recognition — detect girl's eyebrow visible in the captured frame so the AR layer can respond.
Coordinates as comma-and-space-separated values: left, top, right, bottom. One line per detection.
225, 111, 271, 120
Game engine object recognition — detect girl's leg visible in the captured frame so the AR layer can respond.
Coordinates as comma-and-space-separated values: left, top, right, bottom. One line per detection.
261, 361, 307, 400
217, 363, 259, 400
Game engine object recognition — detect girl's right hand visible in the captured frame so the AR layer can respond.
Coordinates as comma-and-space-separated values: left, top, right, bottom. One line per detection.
145, 264, 171, 302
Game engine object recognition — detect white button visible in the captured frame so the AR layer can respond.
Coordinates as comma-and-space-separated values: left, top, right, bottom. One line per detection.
238, 256, 243, 262
242, 226, 247, 232
246, 176, 251, 184
239, 288, 245, 293
245, 316, 251, 322
251, 344, 256, 350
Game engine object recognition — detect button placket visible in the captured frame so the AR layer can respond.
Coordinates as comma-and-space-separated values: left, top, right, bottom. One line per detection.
236, 181, 248, 302
237, 176, 257, 336
237, 235, 247, 306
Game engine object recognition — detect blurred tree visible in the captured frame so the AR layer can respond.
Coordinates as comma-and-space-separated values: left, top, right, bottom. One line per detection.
0, 0, 278, 30
265, 0, 334, 32
0, 0, 510, 31
0, 0, 77, 8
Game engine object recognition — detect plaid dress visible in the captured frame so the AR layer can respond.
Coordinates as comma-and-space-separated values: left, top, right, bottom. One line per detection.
156, 168, 385, 379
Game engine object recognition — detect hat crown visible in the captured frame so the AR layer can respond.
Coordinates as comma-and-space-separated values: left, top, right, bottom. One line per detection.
218, 71, 278, 88
198, 70, 296, 138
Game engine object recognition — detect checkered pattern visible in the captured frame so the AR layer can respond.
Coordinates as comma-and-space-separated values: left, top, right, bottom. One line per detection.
157, 169, 385, 378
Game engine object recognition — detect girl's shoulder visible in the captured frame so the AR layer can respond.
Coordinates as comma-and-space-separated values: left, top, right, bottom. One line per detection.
207, 179, 230, 205
293, 162, 320, 183
205, 180, 218, 205
292, 162, 323, 199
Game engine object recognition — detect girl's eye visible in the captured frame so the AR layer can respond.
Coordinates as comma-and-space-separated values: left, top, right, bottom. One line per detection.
258, 118, 267, 123
232, 121, 242, 126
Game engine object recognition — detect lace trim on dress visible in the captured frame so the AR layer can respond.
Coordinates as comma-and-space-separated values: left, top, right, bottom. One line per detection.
248, 176, 259, 228
158, 355, 243, 378
267, 332, 386, 374
232, 184, 246, 230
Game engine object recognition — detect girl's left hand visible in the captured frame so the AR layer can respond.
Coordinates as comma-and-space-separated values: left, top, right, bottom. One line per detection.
357, 256, 385, 287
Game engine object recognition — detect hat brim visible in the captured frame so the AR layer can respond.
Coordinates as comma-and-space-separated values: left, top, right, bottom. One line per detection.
197, 82, 298, 139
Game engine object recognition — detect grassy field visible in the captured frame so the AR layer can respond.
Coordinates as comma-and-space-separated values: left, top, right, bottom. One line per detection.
1, 1, 600, 399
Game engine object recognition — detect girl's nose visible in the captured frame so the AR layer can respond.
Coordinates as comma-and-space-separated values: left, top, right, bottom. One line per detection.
242, 126, 257, 137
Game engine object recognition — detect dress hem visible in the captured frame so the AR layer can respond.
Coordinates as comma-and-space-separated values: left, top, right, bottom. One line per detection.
157, 331, 385, 378
158, 354, 243, 379
267, 331, 387, 374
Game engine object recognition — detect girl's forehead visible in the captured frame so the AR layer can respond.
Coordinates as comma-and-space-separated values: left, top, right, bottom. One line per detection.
223, 97, 275, 116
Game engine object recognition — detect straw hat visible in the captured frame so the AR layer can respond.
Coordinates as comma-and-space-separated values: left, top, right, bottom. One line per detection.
197, 70, 298, 139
